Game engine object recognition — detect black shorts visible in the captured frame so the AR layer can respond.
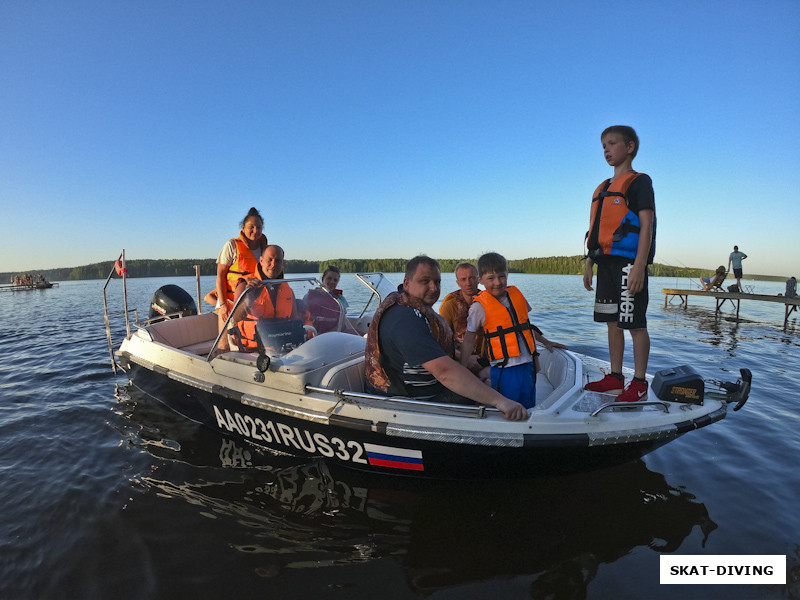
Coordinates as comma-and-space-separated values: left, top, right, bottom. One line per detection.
593, 256, 649, 330
733, 268, 743, 279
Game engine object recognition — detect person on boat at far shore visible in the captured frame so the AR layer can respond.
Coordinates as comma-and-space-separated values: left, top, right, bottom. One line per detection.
461, 252, 566, 410
439, 262, 490, 383
230, 245, 304, 351
364, 255, 528, 421
215, 207, 269, 351
583, 125, 656, 402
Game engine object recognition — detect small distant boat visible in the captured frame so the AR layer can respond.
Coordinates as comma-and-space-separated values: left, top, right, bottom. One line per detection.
0, 279, 57, 292
106, 270, 751, 479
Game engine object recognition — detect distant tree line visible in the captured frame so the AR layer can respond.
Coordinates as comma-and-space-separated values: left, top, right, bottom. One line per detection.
1, 256, 788, 283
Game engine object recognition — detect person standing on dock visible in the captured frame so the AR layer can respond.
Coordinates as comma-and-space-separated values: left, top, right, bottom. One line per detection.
727, 245, 748, 291
583, 125, 656, 403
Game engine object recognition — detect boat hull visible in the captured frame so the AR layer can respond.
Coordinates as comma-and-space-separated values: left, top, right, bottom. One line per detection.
124, 363, 723, 479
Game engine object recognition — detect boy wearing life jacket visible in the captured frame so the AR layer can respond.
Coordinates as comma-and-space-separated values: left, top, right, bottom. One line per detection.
461, 252, 565, 409
583, 125, 656, 402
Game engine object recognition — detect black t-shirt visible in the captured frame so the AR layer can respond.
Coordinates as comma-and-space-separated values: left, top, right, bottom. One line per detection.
378, 304, 447, 398
627, 174, 656, 263
627, 174, 655, 213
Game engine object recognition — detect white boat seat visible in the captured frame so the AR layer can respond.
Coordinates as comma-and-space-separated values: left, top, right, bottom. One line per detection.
146, 312, 219, 355
535, 375, 555, 407
319, 357, 366, 393
179, 340, 217, 356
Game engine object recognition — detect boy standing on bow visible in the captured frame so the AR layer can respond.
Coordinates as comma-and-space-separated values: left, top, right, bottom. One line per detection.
583, 125, 656, 402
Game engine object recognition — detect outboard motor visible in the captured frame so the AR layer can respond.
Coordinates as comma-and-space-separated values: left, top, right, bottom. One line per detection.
149, 284, 197, 320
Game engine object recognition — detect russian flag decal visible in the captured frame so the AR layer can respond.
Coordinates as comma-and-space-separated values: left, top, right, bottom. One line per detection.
364, 443, 424, 471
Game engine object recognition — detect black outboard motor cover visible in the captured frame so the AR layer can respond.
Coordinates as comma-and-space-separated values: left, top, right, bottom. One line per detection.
652, 365, 704, 404
149, 284, 197, 320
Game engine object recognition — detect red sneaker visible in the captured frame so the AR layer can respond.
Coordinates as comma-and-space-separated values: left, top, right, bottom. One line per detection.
584, 373, 624, 394
617, 379, 649, 402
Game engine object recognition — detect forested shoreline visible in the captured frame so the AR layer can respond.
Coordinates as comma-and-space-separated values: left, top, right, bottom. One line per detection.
1, 256, 788, 283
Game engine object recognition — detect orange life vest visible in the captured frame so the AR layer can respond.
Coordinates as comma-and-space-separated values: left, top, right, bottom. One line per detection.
224, 233, 267, 305
586, 171, 645, 261
474, 286, 535, 363
235, 282, 295, 351
440, 290, 485, 356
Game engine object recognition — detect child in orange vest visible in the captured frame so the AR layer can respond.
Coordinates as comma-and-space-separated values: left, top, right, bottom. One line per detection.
461, 252, 565, 409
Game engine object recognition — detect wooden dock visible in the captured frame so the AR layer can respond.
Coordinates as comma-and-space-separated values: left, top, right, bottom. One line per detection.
662, 288, 800, 328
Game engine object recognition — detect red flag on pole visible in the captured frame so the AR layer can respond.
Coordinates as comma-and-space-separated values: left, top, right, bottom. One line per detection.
114, 257, 127, 276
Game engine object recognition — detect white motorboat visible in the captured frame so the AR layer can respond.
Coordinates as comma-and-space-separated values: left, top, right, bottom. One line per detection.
105, 269, 750, 479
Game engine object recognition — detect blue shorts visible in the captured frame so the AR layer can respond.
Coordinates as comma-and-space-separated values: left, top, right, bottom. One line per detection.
490, 362, 536, 409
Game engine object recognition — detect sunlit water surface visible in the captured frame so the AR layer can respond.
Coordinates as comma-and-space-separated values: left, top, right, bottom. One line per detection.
1, 274, 798, 599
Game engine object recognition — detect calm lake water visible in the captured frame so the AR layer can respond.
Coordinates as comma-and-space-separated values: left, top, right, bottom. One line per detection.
1, 273, 798, 600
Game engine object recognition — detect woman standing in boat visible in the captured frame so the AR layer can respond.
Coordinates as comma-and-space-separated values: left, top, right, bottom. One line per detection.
215, 207, 268, 350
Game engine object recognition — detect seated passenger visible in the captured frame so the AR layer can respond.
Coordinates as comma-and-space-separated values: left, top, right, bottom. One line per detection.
364, 255, 528, 421
321, 266, 348, 310
230, 245, 303, 351
461, 252, 566, 409
439, 262, 489, 382
304, 266, 348, 334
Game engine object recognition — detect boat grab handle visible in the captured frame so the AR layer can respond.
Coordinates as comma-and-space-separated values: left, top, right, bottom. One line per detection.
590, 400, 670, 416
305, 385, 491, 418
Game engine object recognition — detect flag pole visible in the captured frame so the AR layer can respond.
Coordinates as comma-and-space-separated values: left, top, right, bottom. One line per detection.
121, 250, 130, 337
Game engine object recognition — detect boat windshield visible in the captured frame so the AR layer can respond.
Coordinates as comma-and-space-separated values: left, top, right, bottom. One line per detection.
211, 272, 402, 359
219, 277, 357, 357
355, 272, 397, 317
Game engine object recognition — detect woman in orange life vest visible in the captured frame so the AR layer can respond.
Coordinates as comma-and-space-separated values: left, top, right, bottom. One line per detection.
230, 245, 306, 351
215, 207, 268, 350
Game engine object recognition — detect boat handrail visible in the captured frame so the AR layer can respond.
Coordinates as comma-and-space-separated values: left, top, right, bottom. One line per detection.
103, 250, 131, 373
305, 384, 493, 419
355, 272, 395, 319
590, 401, 670, 416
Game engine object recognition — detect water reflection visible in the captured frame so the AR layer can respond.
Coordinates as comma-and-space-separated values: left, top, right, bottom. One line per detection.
116, 382, 717, 598
692, 308, 742, 353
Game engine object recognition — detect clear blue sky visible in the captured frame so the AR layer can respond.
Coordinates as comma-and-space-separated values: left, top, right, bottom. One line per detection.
2, 1, 798, 277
